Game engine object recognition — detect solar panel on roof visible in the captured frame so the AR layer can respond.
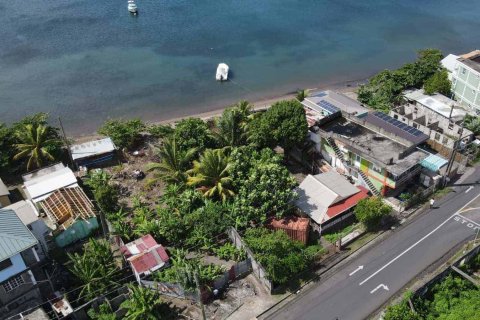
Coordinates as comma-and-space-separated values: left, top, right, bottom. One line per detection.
318, 100, 340, 114
314, 92, 327, 98
371, 112, 425, 138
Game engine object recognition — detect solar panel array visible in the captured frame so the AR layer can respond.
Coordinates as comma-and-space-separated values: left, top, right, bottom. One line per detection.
313, 92, 327, 98
372, 112, 424, 137
318, 99, 340, 114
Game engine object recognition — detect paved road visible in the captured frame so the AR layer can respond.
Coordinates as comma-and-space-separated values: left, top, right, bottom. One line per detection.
266, 169, 480, 320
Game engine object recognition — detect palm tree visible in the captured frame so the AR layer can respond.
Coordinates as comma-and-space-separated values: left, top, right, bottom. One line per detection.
67, 239, 119, 300
187, 149, 235, 202
120, 284, 167, 320
146, 138, 197, 185
13, 124, 59, 171
296, 89, 310, 102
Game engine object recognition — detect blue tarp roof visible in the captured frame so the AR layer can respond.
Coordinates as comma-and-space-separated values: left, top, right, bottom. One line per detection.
420, 154, 448, 172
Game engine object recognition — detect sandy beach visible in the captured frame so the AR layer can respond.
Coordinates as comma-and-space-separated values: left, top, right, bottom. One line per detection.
72, 77, 363, 143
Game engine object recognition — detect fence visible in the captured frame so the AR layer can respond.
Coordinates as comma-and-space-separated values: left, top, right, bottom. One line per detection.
415, 244, 480, 298
228, 227, 273, 293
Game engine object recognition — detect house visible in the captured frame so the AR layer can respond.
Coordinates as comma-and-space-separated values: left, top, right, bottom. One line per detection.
22, 163, 98, 247
441, 50, 480, 113
311, 110, 429, 196
70, 137, 117, 169
0, 208, 43, 317
395, 89, 474, 155
267, 216, 310, 244
0, 178, 11, 208
5, 201, 51, 260
295, 171, 369, 233
301, 90, 369, 127
419, 154, 448, 188
120, 234, 170, 284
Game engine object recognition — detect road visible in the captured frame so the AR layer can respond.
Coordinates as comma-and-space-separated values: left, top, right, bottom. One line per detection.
266, 169, 480, 320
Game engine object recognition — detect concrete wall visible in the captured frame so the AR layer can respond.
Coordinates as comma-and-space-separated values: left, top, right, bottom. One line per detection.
0, 270, 39, 308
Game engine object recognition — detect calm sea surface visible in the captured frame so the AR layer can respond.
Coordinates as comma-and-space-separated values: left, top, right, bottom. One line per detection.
0, 0, 479, 134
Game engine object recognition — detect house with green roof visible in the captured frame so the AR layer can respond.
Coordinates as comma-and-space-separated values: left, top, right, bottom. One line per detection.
0, 208, 43, 317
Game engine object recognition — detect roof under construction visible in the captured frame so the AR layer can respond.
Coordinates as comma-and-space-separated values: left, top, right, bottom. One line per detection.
38, 187, 96, 230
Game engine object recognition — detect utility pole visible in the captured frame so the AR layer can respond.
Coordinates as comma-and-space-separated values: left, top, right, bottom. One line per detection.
442, 123, 468, 188
194, 270, 206, 320
58, 117, 75, 170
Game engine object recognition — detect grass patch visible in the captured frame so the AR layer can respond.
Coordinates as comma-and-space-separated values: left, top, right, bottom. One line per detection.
344, 231, 378, 252
434, 187, 452, 199
322, 223, 359, 243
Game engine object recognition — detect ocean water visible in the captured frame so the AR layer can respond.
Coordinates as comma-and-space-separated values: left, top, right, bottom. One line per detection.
0, 0, 479, 134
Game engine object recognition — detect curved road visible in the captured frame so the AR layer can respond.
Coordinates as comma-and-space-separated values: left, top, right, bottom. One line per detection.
266, 168, 480, 320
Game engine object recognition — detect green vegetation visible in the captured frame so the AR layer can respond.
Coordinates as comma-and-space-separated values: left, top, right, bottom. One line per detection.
323, 223, 359, 243
147, 123, 174, 139
173, 118, 215, 152
98, 118, 145, 150
87, 302, 116, 320
249, 99, 308, 153
187, 149, 235, 202
120, 284, 173, 320
154, 250, 225, 291
214, 101, 252, 148
354, 197, 392, 230
296, 89, 309, 102
0, 113, 63, 173
463, 114, 480, 135
243, 228, 322, 285
67, 238, 120, 301
358, 49, 444, 112
85, 170, 119, 214
213, 242, 246, 262
146, 138, 197, 186
424, 69, 451, 96
384, 274, 480, 320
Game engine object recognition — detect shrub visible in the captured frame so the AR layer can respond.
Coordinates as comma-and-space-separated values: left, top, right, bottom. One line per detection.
98, 119, 145, 150
354, 197, 392, 230
213, 243, 246, 262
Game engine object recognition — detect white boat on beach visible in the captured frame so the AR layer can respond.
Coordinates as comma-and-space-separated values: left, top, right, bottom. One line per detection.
128, 0, 137, 14
216, 63, 229, 81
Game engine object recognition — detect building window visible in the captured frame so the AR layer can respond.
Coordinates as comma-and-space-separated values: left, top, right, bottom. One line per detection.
458, 128, 463, 134
448, 122, 454, 130
413, 123, 418, 129
473, 89, 476, 95
435, 133, 441, 141
414, 107, 418, 112
443, 137, 448, 144
462, 67, 466, 75
0, 259, 13, 271
3, 275, 25, 293
371, 164, 382, 174
393, 114, 398, 119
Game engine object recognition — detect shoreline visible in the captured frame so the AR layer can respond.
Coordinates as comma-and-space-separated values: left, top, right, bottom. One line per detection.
71, 76, 365, 142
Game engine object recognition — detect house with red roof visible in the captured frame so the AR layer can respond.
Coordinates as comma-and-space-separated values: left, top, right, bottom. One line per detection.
295, 171, 369, 233
120, 234, 170, 284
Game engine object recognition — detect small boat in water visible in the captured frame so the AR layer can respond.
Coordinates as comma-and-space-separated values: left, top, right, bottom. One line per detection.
216, 63, 229, 81
128, 0, 137, 14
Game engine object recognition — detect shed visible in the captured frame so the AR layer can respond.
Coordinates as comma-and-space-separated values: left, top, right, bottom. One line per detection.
267, 216, 310, 244
70, 138, 117, 168
120, 234, 170, 283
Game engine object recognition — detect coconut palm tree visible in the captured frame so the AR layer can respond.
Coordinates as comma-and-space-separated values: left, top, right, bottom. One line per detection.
187, 149, 235, 202
146, 138, 197, 185
13, 124, 59, 171
120, 284, 167, 320
296, 89, 309, 102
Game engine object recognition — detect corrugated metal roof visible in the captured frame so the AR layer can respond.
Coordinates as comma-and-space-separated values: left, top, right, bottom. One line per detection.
70, 138, 116, 161
420, 154, 448, 172
0, 178, 9, 197
0, 208, 38, 262
23, 163, 78, 202
5, 200, 39, 226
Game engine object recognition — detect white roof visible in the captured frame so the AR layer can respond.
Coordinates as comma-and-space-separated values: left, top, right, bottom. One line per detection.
0, 178, 9, 197
295, 172, 360, 224
70, 137, 116, 161
23, 163, 78, 202
5, 200, 39, 226
441, 54, 459, 73
404, 89, 467, 121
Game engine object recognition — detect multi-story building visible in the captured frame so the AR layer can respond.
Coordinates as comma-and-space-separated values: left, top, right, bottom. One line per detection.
393, 89, 474, 156
0, 208, 43, 317
441, 50, 480, 113
304, 91, 430, 197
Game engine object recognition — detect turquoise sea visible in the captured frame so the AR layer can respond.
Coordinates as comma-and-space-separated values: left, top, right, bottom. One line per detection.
0, 0, 479, 134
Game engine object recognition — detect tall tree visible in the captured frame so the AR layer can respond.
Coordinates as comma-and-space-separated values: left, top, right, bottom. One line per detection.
173, 118, 214, 152
13, 124, 60, 171
249, 99, 308, 154
120, 285, 169, 320
424, 69, 452, 96
187, 149, 234, 202
215, 101, 252, 147
98, 119, 145, 150
146, 138, 197, 185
